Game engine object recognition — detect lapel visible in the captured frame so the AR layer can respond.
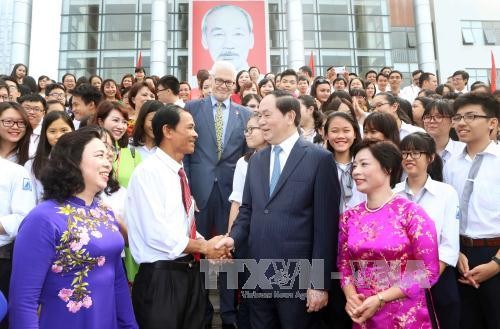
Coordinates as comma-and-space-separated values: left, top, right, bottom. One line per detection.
268, 139, 307, 204
201, 98, 217, 147
260, 147, 271, 203
223, 102, 242, 151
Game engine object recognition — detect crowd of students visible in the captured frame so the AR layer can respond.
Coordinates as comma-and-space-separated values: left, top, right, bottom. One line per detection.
0, 61, 499, 329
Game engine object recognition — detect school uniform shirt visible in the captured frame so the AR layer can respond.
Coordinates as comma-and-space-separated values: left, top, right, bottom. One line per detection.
28, 125, 41, 158
23, 158, 44, 204
400, 121, 425, 141
125, 148, 202, 264
228, 156, 248, 204
336, 162, 366, 213
439, 138, 466, 165
394, 176, 460, 266
136, 145, 157, 161
0, 158, 36, 247
444, 141, 500, 238
400, 84, 421, 104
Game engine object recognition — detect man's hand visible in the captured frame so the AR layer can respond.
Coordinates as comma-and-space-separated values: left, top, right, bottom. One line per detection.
214, 236, 235, 251
463, 261, 500, 287
204, 235, 232, 259
306, 289, 328, 313
457, 252, 478, 287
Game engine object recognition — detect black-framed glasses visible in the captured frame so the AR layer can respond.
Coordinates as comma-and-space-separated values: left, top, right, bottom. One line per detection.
214, 78, 235, 89
156, 88, 168, 93
0, 119, 27, 128
23, 106, 44, 113
422, 114, 449, 123
48, 92, 65, 99
401, 151, 425, 160
371, 102, 390, 110
451, 113, 492, 124
244, 126, 261, 134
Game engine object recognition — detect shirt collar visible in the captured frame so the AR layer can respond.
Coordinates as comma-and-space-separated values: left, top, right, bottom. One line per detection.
460, 140, 500, 160
272, 131, 300, 156
33, 124, 42, 135
398, 175, 438, 197
210, 96, 230, 110
155, 147, 182, 174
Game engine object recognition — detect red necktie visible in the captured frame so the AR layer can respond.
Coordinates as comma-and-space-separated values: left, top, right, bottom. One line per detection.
178, 168, 200, 261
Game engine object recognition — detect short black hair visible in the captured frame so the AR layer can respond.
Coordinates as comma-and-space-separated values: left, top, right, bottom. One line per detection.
400, 132, 443, 182
270, 90, 301, 126
364, 70, 377, 78
353, 140, 402, 188
45, 83, 66, 96
363, 111, 400, 146
280, 69, 298, 81
135, 67, 146, 74
452, 70, 469, 84
324, 111, 362, 157
41, 126, 119, 202
453, 93, 499, 118
298, 65, 313, 78
310, 77, 331, 99
19, 93, 47, 110
152, 104, 183, 146
132, 100, 164, 146
418, 72, 436, 88
376, 73, 389, 81
62, 73, 76, 83
389, 70, 403, 79
158, 75, 180, 95
298, 75, 309, 84
412, 69, 423, 77
72, 83, 102, 106
423, 99, 454, 118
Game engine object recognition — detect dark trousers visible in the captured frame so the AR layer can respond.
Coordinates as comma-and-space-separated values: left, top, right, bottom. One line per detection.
132, 257, 206, 329
430, 266, 460, 329
248, 294, 320, 329
458, 246, 500, 329
196, 183, 237, 325
0, 258, 12, 329
320, 280, 351, 329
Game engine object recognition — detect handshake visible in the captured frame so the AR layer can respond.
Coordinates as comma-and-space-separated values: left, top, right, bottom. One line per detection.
201, 235, 235, 260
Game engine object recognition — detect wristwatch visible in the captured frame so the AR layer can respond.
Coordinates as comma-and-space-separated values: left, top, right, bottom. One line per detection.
492, 255, 500, 266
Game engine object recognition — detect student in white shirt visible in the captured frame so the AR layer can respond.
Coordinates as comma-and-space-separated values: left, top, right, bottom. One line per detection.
130, 100, 163, 160
394, 132, 460, 329
126, 105, 232, 329
325, 112, 366, 213
423, 99, 465, 165
19, 94, 46, 157
0, 157, 36, 328
443, 93, 500, 329
371, 92, 425, 140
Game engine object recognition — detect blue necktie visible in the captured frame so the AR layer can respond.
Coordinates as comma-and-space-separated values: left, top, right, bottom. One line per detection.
269, 145, 282, 195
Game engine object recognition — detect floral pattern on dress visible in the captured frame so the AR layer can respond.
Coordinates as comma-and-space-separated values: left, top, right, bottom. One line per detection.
51, 202, 119, 313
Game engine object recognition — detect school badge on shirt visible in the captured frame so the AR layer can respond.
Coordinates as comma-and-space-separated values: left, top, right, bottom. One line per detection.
23, 177, 32, 191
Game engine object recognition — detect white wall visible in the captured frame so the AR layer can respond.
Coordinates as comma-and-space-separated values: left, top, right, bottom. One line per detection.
29, 0, 62, 81
432, 0, 500, 81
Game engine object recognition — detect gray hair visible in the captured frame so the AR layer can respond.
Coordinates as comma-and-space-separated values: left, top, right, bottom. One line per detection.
201, 5, 253, 37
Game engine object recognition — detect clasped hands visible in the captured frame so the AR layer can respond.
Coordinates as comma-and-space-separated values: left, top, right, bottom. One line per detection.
457, 252, 499, 288
345, 293, 381, 324
202, 235, 234, 260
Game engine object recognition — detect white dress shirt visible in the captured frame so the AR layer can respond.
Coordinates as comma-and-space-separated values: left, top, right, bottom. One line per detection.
136, 145, 157, 161
400, 84, 421, 104
394, 176, 460, 266
444, 141, 500, 238
269, 132, 300, 183
400, 121, 425, 141
0, 158, 36, 247
229, 156, 248, 204
23, 159, 44, 204
126, 148, 201, 263
439, 139, 466, 165
28, 125, 42, 158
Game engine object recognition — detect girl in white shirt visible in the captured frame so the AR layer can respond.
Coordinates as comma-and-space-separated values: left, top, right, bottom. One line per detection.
394, 132, 460, 329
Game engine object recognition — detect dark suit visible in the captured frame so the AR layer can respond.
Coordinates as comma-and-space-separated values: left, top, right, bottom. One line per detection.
184, 97, 250, 325
230, 137, 341, 329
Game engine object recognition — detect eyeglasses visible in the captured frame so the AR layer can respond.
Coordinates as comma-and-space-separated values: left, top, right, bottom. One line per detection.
401, 151, 425, 160
0, 119, 27, 128
156, 88, 168, 93
48, 93, 65, 99
244, 126, 261, 135
214, 78, 235, 89
451, 113, 492, 124
371, 102, 390, 110
23, 106, 44, 113
422, 114, 449, 123
0, 95, 9, 101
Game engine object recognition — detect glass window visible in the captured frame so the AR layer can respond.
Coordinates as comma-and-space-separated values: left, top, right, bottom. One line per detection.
357, 55, 386, 70
174, 31, 188, 48
318, 0, 349, 14
355, 15, 384, 32
141, 2, 152, 13
102, 32, 136, 49
67, 57, 98, 73
353, 0, 383, 15
356, 32, 388, 49
67, 2, 100, 15
63, 14, 99, 33
177, 3, 188, 13
104, 3, 136, 14
319, 15, 349, 31
322, 55, 352, 67
462, 29, 474, 45
303, 14, 316, 30
391, 31, 406, 48
304, 31, 316, 48
61, 33, 99, 51
302, 2, 314, 14
140, 32, 151, 48
268, 3, 280, 13
484, 29, 496, 45
177, 13, 188, 31
270, 30, 282, 48
103, 14, 136, 31
407, 32, 417, 48
320, 32, 350, 48
140, 14, 151, 31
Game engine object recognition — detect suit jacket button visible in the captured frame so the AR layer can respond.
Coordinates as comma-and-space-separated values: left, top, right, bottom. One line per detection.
264, 209, 269, 214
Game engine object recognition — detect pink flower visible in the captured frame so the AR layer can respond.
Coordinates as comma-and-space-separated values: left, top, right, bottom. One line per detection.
58, 288, 73, 302
51, 264, 63, 273
69, 240, 83, 251
82, 295, 93, 308
66, 300, 82, 313
97, 256, 106, 267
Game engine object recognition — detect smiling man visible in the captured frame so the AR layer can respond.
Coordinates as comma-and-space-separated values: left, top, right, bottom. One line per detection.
201, 5, 255, 72
19, 94, 46, 157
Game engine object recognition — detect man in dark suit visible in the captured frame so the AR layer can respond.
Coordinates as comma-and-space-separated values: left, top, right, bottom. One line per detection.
216, 90, 341, 329
184, 61, 250, 328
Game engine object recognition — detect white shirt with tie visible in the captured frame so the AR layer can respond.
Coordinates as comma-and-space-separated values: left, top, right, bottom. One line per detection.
126, 148, 202, 264
269, 132, 300, 184
444, 141, 500, 239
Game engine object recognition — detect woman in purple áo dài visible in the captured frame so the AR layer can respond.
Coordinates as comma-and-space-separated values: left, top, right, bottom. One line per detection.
338, 140, 439, 329
9, 127, 137, 329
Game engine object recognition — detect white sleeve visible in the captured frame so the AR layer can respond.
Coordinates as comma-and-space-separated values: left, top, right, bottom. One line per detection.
125, 168, 189, 262
0, 166, 36, 238
438, 185, 460, 267
228, 157, 248, 204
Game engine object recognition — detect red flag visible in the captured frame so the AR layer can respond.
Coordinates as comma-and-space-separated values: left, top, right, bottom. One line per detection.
136, 51, 143, 68
308, 51, 315, 77
491, 51, 497, 92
